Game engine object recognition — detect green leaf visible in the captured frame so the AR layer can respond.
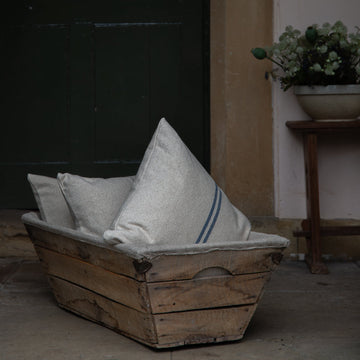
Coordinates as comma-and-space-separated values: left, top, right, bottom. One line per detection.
251, 48, 267, 60
305, 26, 317, 43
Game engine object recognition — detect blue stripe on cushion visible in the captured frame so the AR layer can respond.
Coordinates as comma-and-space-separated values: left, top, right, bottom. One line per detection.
195, 183, 218, 244
202, 189, 222, 244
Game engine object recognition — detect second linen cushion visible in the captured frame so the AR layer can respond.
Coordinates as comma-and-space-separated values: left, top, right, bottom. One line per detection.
27, 174, 75, 229
58, 173, 133, 236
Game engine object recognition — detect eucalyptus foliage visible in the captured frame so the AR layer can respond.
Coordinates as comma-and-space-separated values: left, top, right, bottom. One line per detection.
251, 21, 360, 91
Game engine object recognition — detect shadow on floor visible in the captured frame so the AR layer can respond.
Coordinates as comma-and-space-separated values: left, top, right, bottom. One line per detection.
0, 258, 359, 360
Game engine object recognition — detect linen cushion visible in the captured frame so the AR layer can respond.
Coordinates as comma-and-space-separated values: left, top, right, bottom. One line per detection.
27, 174, 75, 228
58, 173, 133, 236
103, 118, 251, 246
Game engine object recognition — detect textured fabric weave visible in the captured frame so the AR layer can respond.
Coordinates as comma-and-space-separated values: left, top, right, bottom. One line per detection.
23, 211, 290, 258
104, 118, 251, 246
27, 174, 75, 229
58, 173, 133, 236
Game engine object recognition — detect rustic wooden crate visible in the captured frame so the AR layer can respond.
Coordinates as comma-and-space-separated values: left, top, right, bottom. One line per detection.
23, 216, 286, 349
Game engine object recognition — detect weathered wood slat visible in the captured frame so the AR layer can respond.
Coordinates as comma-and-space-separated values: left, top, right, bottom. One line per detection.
286, 119, 360, 132
146, 248, 280, 282
153, 304, 257, 347
24, 220, 287, 348
49, 276, 158, 345
28, 223, 282, 282
148, 272, 270, 314
293, 225, 360, 237
36, 246, 150, 312
26, 224, 143, 280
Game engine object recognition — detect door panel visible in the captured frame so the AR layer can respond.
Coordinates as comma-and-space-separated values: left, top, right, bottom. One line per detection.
0, 0, 209, 208
95, 24, 150, 162
2, 26, 70, 163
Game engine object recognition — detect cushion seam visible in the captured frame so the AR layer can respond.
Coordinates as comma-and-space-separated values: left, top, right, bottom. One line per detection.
113, 120, 163, 230
28, 176, 47, 222
57, 175, 81, 230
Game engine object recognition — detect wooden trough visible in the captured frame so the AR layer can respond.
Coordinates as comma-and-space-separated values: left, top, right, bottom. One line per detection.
22, 212, 289, 349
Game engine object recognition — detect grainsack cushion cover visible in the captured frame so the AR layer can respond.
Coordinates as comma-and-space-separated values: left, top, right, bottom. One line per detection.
58, 173, 133, 236
104, 118, 251, 247
27, 174, 75, 229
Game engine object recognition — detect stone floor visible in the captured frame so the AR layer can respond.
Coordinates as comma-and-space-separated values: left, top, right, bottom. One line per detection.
0, 258, 359, 360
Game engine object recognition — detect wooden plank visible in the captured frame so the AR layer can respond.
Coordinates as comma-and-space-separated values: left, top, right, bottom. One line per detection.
293, 225, 360, 237
148, 272, 270, 314
94, 25, 149, 163
0, 25, 70, 208
146, 248, 281, 282
153, 304, 257, 347
36, 246, 150, 312
26, 224, 144, 280
68, 23, 94, 164
49, 276, 157, 345
27, 224, 284, 282
304, 133, 328, 274
286, 120, 360, 133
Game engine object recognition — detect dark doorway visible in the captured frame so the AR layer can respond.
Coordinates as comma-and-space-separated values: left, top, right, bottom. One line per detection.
0, 0, 210, 208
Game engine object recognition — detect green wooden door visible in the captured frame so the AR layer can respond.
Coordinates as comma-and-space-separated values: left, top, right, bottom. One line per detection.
0, 0, 209, 208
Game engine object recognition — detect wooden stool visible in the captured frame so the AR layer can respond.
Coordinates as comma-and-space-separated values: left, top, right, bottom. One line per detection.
286, 120, 360, 274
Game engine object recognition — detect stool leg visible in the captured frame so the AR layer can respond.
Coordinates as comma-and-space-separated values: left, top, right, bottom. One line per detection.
303, 133, 328, 274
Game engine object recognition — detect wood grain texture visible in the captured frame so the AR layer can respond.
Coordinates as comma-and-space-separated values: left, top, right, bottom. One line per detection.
293, 225, 360, 237
36, 246, 150, 312
25, 222, 285, 348
286, 120, 360, 133
27, 223, 284, 282
304, 133, 323, 270
284, 120, 360, 274
26, 224, 143, 280
148, 272, 270, 313
49, 276, 157, 345
153, 304, 257, 347
146, 248, 279, 281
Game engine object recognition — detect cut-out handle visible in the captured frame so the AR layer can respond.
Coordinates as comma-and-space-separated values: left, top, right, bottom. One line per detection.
193, 266, 232, 279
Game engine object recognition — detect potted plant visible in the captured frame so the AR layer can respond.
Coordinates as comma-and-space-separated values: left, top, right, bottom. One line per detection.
251, 20, 360, 121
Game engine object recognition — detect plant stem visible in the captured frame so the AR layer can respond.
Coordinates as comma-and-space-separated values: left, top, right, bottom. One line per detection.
266, 56, 284, 69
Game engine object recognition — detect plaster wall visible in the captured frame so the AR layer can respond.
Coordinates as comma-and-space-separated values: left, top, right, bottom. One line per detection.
273, 0, 360, 219
210, 0, 274, 216
210, 0, 360, 259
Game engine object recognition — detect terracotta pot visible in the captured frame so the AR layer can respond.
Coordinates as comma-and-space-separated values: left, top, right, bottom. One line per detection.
294, 84, 360, 121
